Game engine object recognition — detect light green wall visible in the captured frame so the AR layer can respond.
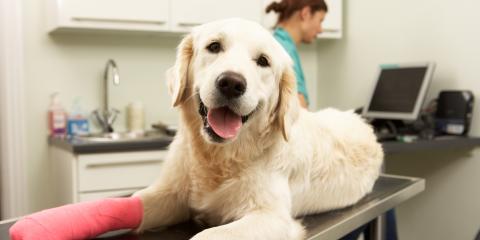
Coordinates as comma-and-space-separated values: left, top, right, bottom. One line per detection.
316, 0, 480, 239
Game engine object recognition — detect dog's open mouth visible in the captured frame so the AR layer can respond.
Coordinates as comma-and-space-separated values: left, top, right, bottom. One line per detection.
199, 100, 250, 142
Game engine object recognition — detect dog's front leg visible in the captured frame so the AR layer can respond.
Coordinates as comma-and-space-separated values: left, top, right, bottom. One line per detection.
191, 210, 305, 240
132, 152, 190, 232
191, 173, 305, 240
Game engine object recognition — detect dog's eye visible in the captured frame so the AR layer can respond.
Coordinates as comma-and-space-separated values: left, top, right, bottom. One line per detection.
206, 41, 222, 53
256, 55, 270, 67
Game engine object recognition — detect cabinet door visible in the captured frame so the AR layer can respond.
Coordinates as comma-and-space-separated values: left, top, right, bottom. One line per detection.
318, 0, 342, 38
262, 0, 342, 39
50, 0, 170, 32
78, 189, 140, 202
171, 0, 263, 32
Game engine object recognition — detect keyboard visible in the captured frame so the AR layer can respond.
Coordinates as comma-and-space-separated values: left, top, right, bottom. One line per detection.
375, 132, 398, 141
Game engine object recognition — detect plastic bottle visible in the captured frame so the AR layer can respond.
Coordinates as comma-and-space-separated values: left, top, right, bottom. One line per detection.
127, 101, 145, 133
48, 92, 67, 137
67, 97, 89, 136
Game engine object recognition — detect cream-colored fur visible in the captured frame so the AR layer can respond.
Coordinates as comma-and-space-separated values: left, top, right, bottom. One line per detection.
133, 18, 383, 240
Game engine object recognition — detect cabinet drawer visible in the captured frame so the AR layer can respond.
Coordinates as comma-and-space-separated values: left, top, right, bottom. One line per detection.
49, 0, 170, 32
77, 151, 166, 192
170, 0, 262, 32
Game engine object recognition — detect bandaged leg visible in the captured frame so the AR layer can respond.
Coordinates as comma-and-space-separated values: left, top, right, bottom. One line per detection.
9, 197, 143, 240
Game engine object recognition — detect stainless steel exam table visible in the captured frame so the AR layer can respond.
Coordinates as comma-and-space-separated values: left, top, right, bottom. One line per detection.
0, 174, 424, 240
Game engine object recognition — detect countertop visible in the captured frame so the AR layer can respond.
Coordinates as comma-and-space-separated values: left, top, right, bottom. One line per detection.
0, 174, 425, 240
49, 133, 174, 154
49, 132, 480, 155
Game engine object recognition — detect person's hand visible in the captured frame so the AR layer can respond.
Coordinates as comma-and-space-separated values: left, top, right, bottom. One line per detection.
298, 93, 308, 109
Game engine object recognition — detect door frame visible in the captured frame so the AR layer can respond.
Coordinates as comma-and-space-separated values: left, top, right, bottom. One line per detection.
0, 0, 28, 219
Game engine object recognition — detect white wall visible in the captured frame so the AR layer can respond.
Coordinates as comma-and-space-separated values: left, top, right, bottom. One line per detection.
316, 0, 480, 239
20, 0, 319, 213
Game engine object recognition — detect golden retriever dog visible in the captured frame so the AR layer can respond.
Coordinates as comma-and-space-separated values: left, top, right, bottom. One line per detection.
133, 18, 383, 240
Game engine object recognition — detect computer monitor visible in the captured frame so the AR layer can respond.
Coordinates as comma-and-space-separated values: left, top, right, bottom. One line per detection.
362, 62, 436, 120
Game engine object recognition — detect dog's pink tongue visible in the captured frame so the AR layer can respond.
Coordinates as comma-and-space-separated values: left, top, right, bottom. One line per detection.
207, 107, 242, 139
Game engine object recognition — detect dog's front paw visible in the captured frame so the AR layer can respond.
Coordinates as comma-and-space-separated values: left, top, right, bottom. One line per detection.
190, 227, 244, 240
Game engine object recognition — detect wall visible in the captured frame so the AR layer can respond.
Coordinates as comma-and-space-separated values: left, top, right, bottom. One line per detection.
21, 0, 320, 213
316, 0, 480, 239
23, 0, 178, 211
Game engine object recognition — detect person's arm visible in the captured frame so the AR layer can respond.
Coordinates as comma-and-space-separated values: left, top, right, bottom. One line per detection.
298, 93, 308, 109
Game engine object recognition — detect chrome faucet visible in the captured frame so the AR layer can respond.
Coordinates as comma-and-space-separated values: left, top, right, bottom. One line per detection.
94, 59, 120, 133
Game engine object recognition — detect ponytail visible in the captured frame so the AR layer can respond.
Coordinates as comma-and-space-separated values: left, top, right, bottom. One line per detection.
265, 0, 328, 24
265, 1, 287, 14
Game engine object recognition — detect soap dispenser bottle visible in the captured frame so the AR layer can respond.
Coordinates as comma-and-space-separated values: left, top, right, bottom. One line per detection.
48, 92, 67, 137
67, 97, 89, 136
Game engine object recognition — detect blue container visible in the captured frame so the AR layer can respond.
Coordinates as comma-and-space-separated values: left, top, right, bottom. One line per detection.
67, 118, 89, 136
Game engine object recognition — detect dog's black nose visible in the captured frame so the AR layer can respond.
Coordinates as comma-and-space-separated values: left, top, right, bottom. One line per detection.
216, 71, 246, 99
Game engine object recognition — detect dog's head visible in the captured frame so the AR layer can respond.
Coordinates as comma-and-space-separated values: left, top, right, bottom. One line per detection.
167, 18, 299, 144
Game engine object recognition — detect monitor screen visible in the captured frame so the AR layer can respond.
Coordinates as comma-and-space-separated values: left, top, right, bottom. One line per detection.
362, 62, 435, 120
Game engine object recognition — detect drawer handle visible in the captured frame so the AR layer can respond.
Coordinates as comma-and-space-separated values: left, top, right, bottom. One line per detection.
86, 159, 163, 168
177, 22, 202, 27
321, 29, 340, 33
72, 17, 167, 25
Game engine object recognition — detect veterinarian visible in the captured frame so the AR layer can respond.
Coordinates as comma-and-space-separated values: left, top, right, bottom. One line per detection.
266, 0, 327, 109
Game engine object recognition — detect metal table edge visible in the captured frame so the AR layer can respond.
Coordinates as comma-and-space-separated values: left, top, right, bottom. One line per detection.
306, 174, 425, 240
0, 218, 18, 225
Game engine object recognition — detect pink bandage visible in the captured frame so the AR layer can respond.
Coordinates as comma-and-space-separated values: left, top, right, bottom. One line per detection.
9, 196, 143, 240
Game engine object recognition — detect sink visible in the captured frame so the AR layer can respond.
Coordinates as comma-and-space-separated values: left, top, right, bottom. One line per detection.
73, 130, 170, 142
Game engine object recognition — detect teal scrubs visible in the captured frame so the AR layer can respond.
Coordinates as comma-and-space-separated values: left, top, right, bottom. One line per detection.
273, 27, 310, 106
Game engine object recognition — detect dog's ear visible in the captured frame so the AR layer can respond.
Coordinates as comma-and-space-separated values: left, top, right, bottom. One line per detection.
276, 67, 300, 141
167, 34, 194, 107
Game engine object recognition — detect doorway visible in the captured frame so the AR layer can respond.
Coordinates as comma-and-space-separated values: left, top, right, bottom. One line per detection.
0, 0, 27, 220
